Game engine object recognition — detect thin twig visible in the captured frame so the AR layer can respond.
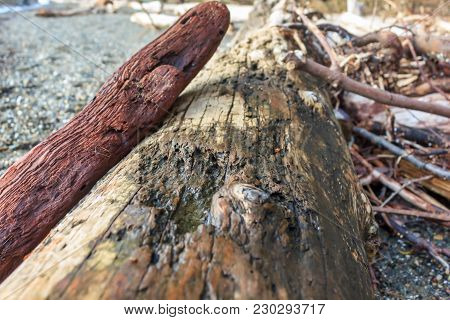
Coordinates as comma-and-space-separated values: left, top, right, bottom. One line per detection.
371, 158, 449, 213
384, 215, 449, 273
379, 175, 433, 207
405, 39, 450, 101
350, 149, 444, 213
373, 206, 450, 222
138, 0, 160, 30
402, 78, 450, 97
285, 56, 450, 117
296, 9, 340, 70
353, 127, 450, 180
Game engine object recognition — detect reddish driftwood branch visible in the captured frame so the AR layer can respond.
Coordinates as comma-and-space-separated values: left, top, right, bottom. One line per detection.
287, 56, 450, 117
0, 1, 230, 282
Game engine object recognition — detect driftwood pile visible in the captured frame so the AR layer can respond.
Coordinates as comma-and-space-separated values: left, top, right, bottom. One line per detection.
282, 8, 450, 275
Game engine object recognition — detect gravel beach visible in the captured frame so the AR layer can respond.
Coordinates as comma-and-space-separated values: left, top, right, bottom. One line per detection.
0, 10, 164, 175
0, 8, 448, 299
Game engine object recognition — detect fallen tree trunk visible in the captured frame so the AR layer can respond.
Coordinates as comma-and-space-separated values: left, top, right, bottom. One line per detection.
0, 2, 230, 283
0, 0, 376, 299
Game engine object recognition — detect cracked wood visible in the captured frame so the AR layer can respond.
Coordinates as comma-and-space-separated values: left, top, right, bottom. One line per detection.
0, 1, 230, 283
0, 0, 376, 300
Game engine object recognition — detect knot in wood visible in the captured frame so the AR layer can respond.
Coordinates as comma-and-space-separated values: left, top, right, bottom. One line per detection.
209, 183, 270, 239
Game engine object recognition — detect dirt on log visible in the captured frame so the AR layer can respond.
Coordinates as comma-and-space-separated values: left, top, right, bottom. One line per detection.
0, 0, 376, 299
0, 2, 230, 283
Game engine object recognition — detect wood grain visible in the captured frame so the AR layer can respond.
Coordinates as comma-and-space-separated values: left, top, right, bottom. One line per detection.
0, 1, 229, 283
0, 1, 375, 298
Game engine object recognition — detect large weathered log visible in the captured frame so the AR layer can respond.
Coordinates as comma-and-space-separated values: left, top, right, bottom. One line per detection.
0, 0, 376, 299
0, 1, 230, 283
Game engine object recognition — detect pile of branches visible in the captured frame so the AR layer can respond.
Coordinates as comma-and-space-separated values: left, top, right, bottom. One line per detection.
281, 8, 450, 274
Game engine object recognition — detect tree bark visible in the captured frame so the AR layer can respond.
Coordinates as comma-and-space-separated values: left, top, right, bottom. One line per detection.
0, 0, 376, 299
0, 2, 229, 283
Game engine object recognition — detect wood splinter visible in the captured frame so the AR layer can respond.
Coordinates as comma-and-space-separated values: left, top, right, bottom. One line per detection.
0, 1, 230, 283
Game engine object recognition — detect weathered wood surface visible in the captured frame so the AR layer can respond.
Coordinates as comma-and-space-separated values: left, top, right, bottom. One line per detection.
0, 2, 230, 283
0, 0, 376, 299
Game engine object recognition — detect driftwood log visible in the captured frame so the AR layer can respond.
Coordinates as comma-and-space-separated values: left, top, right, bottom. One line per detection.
0, 2, 230, 283
0, 0, 376, 299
